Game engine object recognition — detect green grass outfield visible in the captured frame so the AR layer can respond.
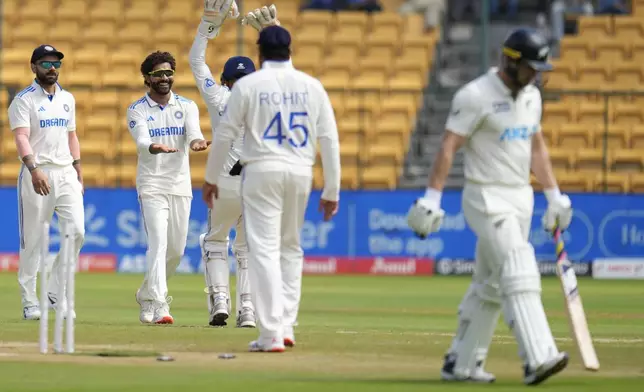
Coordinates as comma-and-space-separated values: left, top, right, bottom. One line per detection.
0, 274, 642, 391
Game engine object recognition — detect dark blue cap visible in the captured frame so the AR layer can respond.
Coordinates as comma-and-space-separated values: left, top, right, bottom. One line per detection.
257, 25, 291, 50
222, 56, 256, 80
31, 44, 64, 64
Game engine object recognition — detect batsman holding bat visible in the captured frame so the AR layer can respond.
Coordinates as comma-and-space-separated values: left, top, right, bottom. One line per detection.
190, 0, 280, 328
407, 28, 573, 385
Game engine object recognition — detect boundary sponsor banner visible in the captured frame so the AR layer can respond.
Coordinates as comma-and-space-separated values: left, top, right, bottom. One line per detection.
303, 257, 434, 275
434, 259, 592, 277
0, 253, 117, 273
592, 258, 644, 279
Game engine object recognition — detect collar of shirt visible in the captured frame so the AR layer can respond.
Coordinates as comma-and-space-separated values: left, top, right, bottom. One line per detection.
261, 59, 294, 70
31, 79, 61, 97
145, 92, 177, 108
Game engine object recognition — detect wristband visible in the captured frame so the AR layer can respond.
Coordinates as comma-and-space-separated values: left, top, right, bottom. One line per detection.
423, 187, 442, 206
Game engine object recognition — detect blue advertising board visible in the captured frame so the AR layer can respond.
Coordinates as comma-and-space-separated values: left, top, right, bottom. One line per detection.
0, 187, 643, 273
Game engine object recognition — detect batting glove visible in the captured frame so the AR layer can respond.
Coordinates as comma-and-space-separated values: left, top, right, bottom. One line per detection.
407, 198, 445, 239
542, 192, 573, 232
241, 4, 280, 32
199, 0, 240, 39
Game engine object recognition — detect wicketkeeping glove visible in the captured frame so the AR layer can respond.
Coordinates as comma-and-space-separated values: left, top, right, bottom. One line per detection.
542, 193, 573, 232
198, 0, 240, 39
406, 198, 445, 239
241, 4, 280, 32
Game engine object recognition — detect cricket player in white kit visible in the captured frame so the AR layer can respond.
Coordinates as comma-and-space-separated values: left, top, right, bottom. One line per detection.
127, 51, 209, 324
190, 0, 280, 328
9, 45, 85, 321
204, 25, 341, 352
407, 28, 572, 385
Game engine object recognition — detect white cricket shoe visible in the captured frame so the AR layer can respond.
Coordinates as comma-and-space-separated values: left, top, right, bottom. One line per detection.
249, 338, 285, 353
48, 292, 76, 320
209, 293, 229, 327
524, 352, 569, 386
153, 297, 174, 325
236, 307, 256, 328
440, 354, 496, 383
23, 305, 41, 320
136, 290, 155, 324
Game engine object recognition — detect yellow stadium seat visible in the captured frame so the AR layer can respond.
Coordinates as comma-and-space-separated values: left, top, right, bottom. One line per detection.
365, 141, 404, 166
350, 70, 387, 90
313, 165, 324, 190
341, 164, 359, 189
319, 69, 351, 90
594, 40, 629, 63
577, 63, 610, 89
594, 172, 630, 193
160, 3, 195, 23
48, 21, 81, 49
344, 93, 380, 120
392, 55, 429, 80
615, 17, 644, 41
558, 123, 594, 148
613, 102, 644, 125
388, 74, 424, 91
630, 173, 644, 193
153, 23, 189, 46
339, 135, 361, 165
89, 0, 124, 23
329, 29, 363, 53
102, 69, 139, 88
370, 12, 403, 33
577, 101, 605, 124
82, 21, 118, 46
632, 42, 644, 63
542, 101, 575, 123
576, 149, 605, 172
19, 0, 54, 23
560, 36, 592, 61
2, 1, 18, 24
0, 162, 22, 186
65, 69, 101, 88
402, 14, 425, 36
9, 21, 47, 44
108, 50, 141, 72
335, 12, 369, 32
556, 170, 593, 192
361, 165, 398, 189
2, 47, 33, 68
548, 148, 574, 171
541, 124, 559, 147
116, 22, 153, 46
1, 67, 29, 86
595, 124, 630, 149
612, 63, 643, 90
578, 15, 613, 39
630, 125, 644, 148
111, 164, 137, 188
91, 91, 121, 112
611, 149, 643, 172
299, 10, 334, 31
54, 0, 88, 23
124, 0, 157, 23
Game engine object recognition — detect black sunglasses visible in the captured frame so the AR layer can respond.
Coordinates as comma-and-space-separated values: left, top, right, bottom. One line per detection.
148, 69, 175, 78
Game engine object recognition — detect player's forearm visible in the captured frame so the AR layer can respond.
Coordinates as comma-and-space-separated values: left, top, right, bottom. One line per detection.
204, 138, 231, 184
68, 132, 82, 177
532, 145, 559, 197
14, 130, 34, 160
319, 137, 341, 202
427, 148, 454, 193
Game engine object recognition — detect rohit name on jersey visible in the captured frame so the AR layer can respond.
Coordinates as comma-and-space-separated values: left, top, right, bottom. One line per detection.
499, 125, 539, 141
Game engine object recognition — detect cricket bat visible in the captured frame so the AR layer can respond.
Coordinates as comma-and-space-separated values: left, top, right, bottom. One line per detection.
553, 226, 600, 371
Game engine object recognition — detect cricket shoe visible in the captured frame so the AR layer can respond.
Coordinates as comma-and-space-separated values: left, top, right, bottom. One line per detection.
283, 326, 295, 347
440, 354, 496, 383
23, 305, 41, 320
283, 338, 295, 348
236, 307, 256, 328
153, 297, 174, 324
524, 352, 569, 386
48, 292, 76, 319
136, 290, 155, 324
209, 293, 229, 327
248, 338, 285, 353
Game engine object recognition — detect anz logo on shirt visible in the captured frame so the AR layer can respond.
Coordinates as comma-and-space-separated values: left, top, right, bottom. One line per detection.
40, 118, 69, 128
499, 125, 539, 142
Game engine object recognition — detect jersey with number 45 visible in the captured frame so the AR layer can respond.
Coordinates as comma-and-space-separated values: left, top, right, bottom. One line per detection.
217, 60, 338, 169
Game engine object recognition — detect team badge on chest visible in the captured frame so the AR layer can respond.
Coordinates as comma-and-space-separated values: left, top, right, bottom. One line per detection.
174, 111, 183, 120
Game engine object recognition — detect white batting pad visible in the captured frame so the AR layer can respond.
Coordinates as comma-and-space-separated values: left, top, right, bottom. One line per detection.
449, 285, 502, 376
500, 243, 558, 368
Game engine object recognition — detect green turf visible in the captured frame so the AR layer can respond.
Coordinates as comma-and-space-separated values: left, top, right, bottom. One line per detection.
0, 273, 642, 391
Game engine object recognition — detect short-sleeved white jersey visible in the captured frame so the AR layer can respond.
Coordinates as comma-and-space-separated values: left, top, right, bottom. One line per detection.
445, 67, 542, 187
207, 60, 341, 200
188, 33, 243, 178
126, 93, 205, 197
8, 80, 76, 166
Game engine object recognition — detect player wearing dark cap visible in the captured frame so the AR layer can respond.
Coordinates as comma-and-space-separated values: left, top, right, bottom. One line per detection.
190, 0, 280, 329
8, 44, 84, 321
205, 24, 341, 353
407, 27, 570, 385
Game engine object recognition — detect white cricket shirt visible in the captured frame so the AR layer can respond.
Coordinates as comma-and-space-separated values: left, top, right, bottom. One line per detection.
207, 60, 341, 201
8, 80, 76, 166
189, 33, 243, 180
126, 93, 205, 197
446, 67, 542, 187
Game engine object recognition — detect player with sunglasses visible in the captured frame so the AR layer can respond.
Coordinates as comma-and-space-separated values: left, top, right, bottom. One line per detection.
189, 0, 280, 328
8, 44, 85, 321
127, 51, 210, 324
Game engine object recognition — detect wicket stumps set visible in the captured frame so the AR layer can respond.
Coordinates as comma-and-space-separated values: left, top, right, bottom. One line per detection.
39, 222, 76, 354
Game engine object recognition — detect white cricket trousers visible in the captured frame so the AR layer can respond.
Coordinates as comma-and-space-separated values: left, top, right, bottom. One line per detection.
137, 193, 191, 303
202, 176, 252, 315
18, 164, 85, 308
241, 162, 312, 344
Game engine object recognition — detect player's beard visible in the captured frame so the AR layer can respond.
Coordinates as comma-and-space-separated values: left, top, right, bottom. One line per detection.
36, 69, 58, 86
151, 79, 173, 95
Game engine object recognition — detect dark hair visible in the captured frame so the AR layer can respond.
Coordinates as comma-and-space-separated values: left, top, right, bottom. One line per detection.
259, 45, 291, 61
140, 51, 176, 86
